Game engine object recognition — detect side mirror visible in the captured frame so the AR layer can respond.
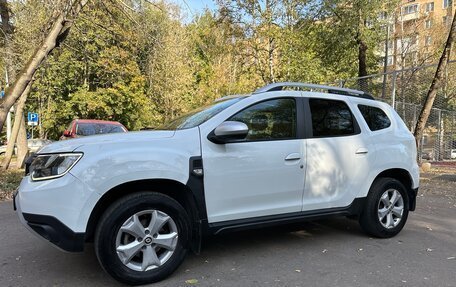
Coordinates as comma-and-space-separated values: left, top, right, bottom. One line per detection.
63, 130, 72, 137
208, 121, 249, 144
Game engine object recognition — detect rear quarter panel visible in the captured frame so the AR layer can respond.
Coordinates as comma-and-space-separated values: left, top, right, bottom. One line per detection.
348, 99, 419, 198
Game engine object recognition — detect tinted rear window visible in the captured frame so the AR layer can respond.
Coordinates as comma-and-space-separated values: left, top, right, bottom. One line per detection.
309, 99, 355, 137
76, 123, 125, 136
358, 105, 391, 131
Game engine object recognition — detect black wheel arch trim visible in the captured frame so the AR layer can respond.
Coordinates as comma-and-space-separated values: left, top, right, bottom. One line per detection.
185, 156, 208, 254
373, 168, 418, 212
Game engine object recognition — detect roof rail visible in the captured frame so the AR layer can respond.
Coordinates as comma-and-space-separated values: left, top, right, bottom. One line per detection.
253, 82, 375, 100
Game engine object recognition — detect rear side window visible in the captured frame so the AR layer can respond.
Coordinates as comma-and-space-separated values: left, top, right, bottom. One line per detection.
358, 105, 391, 131
309, 99, 355, 137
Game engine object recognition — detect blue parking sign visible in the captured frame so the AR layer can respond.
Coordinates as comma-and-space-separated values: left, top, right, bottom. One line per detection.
28, 112, 39, 125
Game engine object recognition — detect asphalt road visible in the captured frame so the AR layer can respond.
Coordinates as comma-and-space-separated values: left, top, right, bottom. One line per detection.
1, 179, 455, 287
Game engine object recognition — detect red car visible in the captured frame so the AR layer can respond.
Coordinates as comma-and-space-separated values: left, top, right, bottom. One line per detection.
61, 119, 127, 140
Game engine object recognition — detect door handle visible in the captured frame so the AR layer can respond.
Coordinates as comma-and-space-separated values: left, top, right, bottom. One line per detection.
355, 148, 369, 155
285, 153, 301, 161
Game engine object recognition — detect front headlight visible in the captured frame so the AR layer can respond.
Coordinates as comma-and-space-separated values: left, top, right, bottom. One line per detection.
30, 153, 83, 181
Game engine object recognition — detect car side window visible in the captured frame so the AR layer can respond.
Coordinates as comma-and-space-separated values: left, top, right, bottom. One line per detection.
229, 98, 297, 141
358, 104, 391, 131
309, 98, 355, 137
76, 124, 96, 136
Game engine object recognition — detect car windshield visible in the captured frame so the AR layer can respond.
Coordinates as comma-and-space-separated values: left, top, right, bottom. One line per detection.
159, 97, 245, 130
76, 123, 126, 136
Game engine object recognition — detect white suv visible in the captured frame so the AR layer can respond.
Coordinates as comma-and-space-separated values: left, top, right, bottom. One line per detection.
14, 82, 419, 285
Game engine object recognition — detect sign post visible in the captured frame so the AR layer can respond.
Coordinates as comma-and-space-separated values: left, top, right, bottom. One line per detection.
27, 112, 39, 139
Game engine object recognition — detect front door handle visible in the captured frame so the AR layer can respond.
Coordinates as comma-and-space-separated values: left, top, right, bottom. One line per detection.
285, 153, 301, 161
355, 148, 369, 155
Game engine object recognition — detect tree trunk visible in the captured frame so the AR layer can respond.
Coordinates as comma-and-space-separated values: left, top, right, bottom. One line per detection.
357, 39, 368, 90
16, 114, 28, 168
268, 37, 275, 83
1, 83, 31, 170
414, 14, 456, 156
0, 0, 88, 134
0, 0, 15, 84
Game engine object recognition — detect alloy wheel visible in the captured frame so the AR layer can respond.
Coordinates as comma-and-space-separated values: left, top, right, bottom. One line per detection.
115, 209, 178, 271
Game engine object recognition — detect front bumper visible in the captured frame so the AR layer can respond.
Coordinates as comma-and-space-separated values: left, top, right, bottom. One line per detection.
14, 193, 85, 252
14, 173, 101, 253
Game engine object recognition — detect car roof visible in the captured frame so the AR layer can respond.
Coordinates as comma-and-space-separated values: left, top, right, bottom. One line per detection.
215, 82, 376, 103
75, 119, 123, 125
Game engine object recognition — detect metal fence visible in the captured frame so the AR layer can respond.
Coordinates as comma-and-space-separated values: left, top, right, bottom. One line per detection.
332, 60, 456, 163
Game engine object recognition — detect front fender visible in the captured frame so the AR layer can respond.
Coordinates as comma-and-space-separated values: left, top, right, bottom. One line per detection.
69, 128, 201, 197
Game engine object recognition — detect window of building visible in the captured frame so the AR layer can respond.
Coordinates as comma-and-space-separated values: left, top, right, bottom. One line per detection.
229, 98, 297, 141
425, 2, 434, 12
425, 19, 432, 28
443, 0, 450, 9
387, 40, 394, 50
309, 99, 356, 137
425, 36, 432, 46
397, 36, 418, 53
358, 105, 391, 131
378, 11, 388, 20
380, 55, 394, 66
389, 23, 395, 33
387, 55, 394, 66
443, 16, 448, 25
403, 4, 418, 15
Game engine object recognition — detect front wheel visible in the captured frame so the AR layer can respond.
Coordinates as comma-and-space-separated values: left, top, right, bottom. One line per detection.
359, 178, 409, 238
94, 192, 190, 285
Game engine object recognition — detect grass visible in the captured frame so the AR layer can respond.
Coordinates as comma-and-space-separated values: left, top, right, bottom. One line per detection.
0, 168, 23, 201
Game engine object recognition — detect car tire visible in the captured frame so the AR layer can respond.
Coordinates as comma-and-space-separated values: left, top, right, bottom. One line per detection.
94, 192, 191, 285
359, 178, 409, 238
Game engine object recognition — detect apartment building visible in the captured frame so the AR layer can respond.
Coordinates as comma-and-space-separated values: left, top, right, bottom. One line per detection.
380, 0, 455, 69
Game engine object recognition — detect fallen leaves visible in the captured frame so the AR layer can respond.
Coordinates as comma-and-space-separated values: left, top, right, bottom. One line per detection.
185, 279, 198, 284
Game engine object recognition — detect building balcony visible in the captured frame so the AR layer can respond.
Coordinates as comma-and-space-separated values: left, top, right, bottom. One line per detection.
400, 12, 420, 22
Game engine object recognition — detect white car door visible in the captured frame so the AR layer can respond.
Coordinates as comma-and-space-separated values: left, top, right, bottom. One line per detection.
201, 97, 306, 223
302, 96, 374, 211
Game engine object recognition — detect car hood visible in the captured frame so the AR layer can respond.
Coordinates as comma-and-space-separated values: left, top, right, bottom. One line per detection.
38, 130, 176, 154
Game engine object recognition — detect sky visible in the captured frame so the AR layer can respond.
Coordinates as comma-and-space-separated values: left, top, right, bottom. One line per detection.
172, 0, 217, 19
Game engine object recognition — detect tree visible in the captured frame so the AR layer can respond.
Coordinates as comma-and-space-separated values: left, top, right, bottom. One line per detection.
138, 2, 194, 122
315, 0, 398, 84
0, 83, 31, 170
0, 0, 88, 134
414, 13, 456, 157
25, 0, 156, 138
0, 0, 28, 169
216, 0, 285, 84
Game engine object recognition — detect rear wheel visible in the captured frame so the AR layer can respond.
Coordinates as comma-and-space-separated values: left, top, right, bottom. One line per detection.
95, 192, 190, 285
359, 178, 409, 238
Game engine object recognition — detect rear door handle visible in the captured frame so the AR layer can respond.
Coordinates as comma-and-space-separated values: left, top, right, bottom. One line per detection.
355, 148, 368, 155
285, 153, 301, 161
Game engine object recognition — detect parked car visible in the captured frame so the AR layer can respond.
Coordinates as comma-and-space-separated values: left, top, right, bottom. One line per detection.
60, 119, 127, 140
0, 139, 52, 155
421, 149, 434, 161
15, 82, 419, 285
450, 149, 456, 159
28, 139, 53, 154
